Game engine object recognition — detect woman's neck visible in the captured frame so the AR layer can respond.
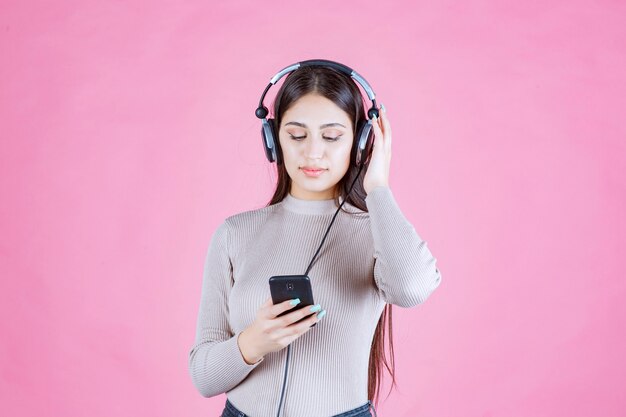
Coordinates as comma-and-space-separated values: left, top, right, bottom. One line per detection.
281, 192, 339, 215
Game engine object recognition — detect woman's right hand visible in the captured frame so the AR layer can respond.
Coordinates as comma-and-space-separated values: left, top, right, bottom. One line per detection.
237, 297, 326, 364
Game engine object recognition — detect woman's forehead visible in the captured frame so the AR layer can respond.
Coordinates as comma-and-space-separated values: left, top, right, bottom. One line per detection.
283, 98, 351, 128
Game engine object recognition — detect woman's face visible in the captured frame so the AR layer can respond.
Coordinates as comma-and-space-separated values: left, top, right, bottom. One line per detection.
278, 93, 354, 200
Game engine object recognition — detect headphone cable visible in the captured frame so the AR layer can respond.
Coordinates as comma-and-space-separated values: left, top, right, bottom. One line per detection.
275, 163, 365, 417
304, 163, 364, 276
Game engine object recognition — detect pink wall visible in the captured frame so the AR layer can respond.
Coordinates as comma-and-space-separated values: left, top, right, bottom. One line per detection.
1, 1, 624, 416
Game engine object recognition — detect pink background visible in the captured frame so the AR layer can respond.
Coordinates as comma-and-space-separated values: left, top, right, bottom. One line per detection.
1, 1, 625, 416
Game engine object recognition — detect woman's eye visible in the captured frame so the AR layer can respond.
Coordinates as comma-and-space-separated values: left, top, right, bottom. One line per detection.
288, 134, 342, 141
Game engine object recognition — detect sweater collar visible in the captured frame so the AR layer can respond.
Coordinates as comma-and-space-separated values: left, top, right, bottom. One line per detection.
282, 192, 341, 215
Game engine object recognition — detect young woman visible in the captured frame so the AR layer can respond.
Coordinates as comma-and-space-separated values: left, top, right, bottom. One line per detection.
188, 61, 442, 417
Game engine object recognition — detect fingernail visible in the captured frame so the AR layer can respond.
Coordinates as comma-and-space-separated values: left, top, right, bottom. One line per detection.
290, 298, 301, 306
381, 103, 386, 112
316, 310, 327, 320
309, 304, 322, 313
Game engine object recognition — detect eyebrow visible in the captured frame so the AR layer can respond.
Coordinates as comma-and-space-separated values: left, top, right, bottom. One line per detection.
284, 122, 347, 129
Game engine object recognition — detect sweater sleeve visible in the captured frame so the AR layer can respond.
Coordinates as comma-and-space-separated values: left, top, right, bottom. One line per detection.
365, 186, 443, 307
188, 220, 263, 398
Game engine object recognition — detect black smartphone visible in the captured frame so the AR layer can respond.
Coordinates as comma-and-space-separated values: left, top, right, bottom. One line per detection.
269, 274, 317, 326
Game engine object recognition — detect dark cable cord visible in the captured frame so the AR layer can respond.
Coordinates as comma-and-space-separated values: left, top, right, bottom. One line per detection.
275, 163, 365, 417
304, 163, 365, 276
275, 344, 292, 417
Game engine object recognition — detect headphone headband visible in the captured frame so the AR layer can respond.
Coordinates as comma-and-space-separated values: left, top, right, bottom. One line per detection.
255, 59, 378, 120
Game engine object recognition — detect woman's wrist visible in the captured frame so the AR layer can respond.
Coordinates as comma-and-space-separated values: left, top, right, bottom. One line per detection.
237, 327, 263, 365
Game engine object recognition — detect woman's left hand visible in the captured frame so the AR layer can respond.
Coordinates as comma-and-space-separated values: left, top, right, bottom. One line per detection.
363, 103, 392, 194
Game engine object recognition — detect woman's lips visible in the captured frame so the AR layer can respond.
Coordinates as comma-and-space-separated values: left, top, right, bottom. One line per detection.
301, 168, 326, 177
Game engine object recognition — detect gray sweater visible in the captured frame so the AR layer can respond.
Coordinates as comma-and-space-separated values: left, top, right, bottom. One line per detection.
188, 186, 442, 417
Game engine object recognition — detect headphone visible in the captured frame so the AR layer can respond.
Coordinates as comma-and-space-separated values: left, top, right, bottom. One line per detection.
255, 59, 380, 168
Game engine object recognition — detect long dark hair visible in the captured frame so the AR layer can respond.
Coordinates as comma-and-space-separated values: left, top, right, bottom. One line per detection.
264, 65, 397, 406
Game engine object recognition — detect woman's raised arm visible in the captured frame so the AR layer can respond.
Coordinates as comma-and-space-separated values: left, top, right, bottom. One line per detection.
365, 186, 443, 307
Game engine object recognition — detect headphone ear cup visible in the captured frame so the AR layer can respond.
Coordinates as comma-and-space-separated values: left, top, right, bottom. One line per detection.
354, 119, 374, 167
261, 118, 279, 163
268, 119, 282, 165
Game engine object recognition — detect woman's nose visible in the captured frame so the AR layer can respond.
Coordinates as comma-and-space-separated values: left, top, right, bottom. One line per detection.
304, 136, 325, 159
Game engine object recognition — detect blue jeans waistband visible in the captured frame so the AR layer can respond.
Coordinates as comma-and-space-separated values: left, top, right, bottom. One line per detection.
222, 398, 373, 417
